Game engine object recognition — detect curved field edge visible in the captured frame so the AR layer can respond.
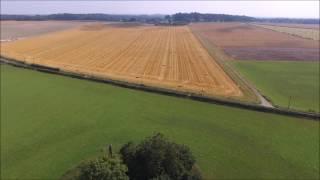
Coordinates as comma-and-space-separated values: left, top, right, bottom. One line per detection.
189, 25, 259, 104
231, 60, 320, 112
1, 64, 319, 180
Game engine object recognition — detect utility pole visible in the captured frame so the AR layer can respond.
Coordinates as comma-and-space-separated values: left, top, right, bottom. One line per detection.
108, 144, 113, 157
287, 96, 292, 109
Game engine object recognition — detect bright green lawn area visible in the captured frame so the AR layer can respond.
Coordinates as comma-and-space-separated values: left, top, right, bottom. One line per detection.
1, 64, 319, 180
232, 61, 319, 112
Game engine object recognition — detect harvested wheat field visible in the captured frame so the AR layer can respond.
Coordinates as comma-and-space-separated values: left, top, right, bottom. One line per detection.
190, 23, 319, 61
0, 24, 242, 97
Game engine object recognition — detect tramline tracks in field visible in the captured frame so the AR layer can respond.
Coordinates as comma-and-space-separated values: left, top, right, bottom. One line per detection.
87, 29, 142, 68
1, 24, 243, 98
100, 28, 147, 70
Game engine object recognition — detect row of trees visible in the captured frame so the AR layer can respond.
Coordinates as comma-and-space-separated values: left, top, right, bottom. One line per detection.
72, 133, 202, 180
170, 12, 255, 23
0, 13, 164, 23
2, 13, 318, 24
168, 13, 319, 24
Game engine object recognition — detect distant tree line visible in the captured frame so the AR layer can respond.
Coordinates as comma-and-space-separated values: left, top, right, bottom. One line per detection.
1, 13, 319, 24
0, 13, 164, 23
254, 17, 319, 24
169, 13, 319, 24
170, 12, 255, 23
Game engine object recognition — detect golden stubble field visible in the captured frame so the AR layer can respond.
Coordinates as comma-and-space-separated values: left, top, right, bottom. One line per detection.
0, 24, 242, 97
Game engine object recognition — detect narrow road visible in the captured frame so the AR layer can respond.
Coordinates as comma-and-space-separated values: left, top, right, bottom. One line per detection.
228, 61, 274, 107
190, 28, 274, 108
251, 87, 273, 107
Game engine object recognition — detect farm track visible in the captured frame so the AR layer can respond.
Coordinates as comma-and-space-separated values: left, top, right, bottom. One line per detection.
0, 24, 242, 98
189, 25, 272, 107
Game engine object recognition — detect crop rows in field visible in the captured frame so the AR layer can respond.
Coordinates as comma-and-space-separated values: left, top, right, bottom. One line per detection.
0, 24, 242, 97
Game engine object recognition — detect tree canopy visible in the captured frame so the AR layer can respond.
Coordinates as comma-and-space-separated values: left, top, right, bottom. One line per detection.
120, 133, 202, 180
62, 133, 202, 180
79, 155, 129, 180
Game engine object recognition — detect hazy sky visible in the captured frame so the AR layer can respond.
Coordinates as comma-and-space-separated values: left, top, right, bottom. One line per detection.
1, 1, 319, 18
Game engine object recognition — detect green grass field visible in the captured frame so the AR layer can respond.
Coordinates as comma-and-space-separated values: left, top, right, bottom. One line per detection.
1, 64, 319, 180
232, 61, 319, 112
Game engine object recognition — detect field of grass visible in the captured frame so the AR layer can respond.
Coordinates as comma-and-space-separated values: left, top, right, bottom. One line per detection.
232, 61, 319, 112
1, 64, 319, 180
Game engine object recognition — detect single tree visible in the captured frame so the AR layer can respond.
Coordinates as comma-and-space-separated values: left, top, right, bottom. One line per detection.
120, 133, 202, 180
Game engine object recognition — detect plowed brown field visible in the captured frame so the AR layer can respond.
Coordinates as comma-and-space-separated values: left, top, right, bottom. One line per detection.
0, 24, 242, 97
190, 23, 319, 61
0, 21, 94, 41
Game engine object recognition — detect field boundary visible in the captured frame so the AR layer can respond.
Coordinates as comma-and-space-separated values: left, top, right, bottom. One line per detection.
190, 27, 274, 107
1, 57, 319, 120
189, 25, 274, 107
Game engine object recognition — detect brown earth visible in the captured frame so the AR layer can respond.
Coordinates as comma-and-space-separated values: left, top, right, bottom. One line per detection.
0, 20, 95, 41
225, 47, 320, 61
0, 24, 242, 98
190, 23, 319, 61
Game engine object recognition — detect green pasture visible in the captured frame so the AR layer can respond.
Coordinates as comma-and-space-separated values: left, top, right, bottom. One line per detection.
1, 64, 319, 180
232, 61, 319, 112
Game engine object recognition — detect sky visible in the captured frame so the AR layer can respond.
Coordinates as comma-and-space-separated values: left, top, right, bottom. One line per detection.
1, 1, 319, 18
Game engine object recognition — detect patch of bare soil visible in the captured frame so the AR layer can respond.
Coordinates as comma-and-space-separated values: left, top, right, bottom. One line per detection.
190, 22, 319, 61
225, 47, 320, 61
0, 20, 94, 41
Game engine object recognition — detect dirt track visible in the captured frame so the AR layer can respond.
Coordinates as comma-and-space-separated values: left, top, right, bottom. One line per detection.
0, 24, 242, 98
190, 23, 319, 61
